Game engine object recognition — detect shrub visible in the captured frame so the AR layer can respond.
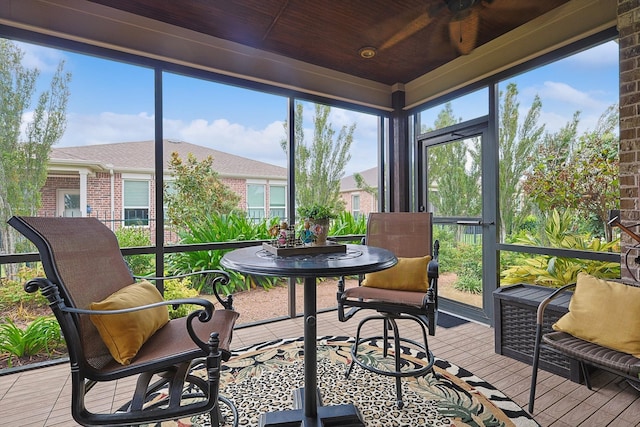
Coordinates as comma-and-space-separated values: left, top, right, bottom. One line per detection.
0, 266, 49, 319
162, 276, 201, 319
452, 243, 483, 294
0, 316, 64, 367
115, 226, 155, 276
1, 271, 42, 306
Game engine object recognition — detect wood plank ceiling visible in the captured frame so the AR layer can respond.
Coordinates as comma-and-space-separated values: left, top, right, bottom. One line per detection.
87, 0, 570, 86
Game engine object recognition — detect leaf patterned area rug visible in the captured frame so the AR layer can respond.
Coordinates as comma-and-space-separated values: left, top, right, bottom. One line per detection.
153, 336, 539, 427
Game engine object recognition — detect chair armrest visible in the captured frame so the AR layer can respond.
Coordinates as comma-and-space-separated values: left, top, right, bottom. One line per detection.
61, 296, 215, 317
535, 282, 576, 325
134, 269, 233, 310
25, 276, 218, 315
428, 257, 439, 280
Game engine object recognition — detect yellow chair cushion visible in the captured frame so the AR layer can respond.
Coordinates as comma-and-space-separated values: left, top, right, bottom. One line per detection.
553, 272, 640, 358
362, 256, 431, 292
90, 280, 169, 365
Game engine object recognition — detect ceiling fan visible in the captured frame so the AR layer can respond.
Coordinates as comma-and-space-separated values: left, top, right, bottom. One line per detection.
376, 0, 494, 56
446, 0, 488, 55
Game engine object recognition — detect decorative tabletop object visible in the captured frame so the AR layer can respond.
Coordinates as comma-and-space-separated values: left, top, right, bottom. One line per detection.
263, 217, 345, 256
297, 203, 337, 246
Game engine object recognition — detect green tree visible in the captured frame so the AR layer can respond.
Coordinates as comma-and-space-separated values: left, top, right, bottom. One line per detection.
281, 103, 354, 215
523, 105, 619, 241
498, 83, 545, 241
0, 40, 71, 267
426, 103, 481, 223
164, 152, 240, 229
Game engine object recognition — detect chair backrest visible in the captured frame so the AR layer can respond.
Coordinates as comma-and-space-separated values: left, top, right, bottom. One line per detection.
365, 212, 433, 258
9, 216, 135, 364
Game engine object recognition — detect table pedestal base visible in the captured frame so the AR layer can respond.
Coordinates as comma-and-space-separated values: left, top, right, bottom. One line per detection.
258, 387, 365, 427
258, 405, 365, 427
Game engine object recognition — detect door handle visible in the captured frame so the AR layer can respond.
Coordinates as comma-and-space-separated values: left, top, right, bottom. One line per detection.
456, 220, 495, 226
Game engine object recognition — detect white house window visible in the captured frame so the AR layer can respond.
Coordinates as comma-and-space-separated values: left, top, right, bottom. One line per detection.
247, 183, 265, 220
57, 189, 81, 217
123, 180, 150, 226
269, 185, 286, 220
352, 194, 360, 218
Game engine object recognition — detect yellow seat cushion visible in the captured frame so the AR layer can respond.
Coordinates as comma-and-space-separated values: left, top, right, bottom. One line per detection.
553, 272, 640, 358
362, 256, 431, 292
90, 280, 169, 365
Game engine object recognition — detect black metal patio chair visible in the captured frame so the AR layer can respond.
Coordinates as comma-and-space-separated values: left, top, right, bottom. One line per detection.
8, 216, 239, 426
337, 212, 439, 408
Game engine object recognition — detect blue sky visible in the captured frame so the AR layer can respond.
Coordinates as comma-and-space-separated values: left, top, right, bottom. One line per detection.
17, 39, 619, 176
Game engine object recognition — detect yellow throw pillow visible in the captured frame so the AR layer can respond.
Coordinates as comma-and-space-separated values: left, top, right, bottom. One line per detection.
90, 280, 169, 365
362, 256, 431, 292
553, 272, 640, 358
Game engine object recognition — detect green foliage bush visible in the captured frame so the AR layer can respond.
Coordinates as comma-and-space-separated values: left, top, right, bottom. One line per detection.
168, 212, 280, 294
501, 209, 620, 287
0, 266, 48, 309
115, 226, 155, 276
0, 316, 64, 366
453, 244, 483, 294
161, 276, 200, 319
432, 226, 454, 273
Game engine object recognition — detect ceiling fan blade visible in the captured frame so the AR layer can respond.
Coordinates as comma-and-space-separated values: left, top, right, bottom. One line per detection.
379, 12, 434, 50
374, 3, 447, 52
448, 8, 480, 55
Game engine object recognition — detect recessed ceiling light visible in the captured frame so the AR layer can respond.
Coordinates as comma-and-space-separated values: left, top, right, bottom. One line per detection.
358, 47, 377, 59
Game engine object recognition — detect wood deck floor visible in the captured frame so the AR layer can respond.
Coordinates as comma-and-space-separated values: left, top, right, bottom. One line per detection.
1, 310, 638, 426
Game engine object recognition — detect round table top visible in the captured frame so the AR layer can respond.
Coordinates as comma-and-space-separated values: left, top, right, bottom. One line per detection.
220, 243, 397, 278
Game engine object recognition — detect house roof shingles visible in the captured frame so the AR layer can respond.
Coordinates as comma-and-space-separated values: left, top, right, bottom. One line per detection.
340, 166, 378, 192
49, 140, 287, 179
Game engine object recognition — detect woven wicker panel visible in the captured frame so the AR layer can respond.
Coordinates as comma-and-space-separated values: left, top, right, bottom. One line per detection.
500, 302, 571, 370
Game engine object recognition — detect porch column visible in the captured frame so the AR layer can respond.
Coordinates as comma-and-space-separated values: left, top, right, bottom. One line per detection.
79, 169, 88, 217
389, 85, 410, 212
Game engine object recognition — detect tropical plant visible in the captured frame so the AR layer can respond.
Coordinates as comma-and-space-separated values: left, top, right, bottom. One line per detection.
0, 316, 64, 366
167, 212, 280, 293
329, 211, 367, 238
500, 209, 620, 287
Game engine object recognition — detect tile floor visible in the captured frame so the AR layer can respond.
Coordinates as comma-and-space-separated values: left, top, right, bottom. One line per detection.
1, 310, 639, 426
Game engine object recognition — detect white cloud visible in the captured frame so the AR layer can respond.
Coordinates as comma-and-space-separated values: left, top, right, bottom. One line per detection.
538, 81, 605, 111
58, 106, 379, 174
164, 117, 287, 167
566, 41, 619, 68
15, 41, 66, 73
530, 108, 605, 137
59, 112, 155, 146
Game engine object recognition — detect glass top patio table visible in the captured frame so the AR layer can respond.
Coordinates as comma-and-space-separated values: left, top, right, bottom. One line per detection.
221, 243, 396, 426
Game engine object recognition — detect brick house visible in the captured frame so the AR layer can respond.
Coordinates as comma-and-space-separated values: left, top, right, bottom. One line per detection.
339, 167, 378, 218
41, 139, 287, 240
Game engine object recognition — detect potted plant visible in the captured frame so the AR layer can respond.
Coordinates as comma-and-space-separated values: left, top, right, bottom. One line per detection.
297, 203, 337, 246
